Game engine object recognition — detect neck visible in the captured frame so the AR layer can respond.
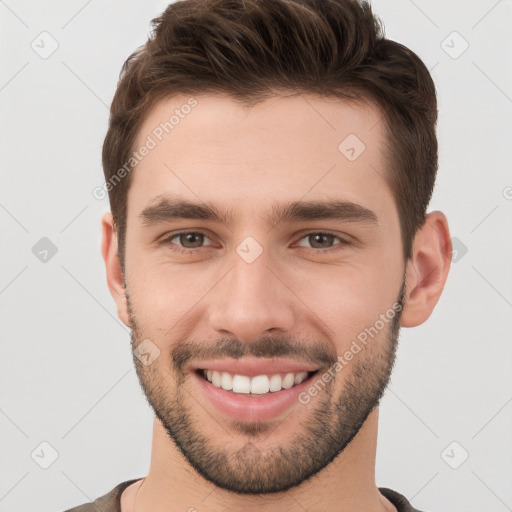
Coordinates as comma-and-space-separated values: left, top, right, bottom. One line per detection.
128, 407, 395, 512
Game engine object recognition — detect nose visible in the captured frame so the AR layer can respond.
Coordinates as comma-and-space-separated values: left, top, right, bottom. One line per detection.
207, 250, 296, 344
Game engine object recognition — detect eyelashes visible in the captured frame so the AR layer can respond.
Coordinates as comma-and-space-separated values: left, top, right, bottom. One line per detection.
159, 230, 352, 256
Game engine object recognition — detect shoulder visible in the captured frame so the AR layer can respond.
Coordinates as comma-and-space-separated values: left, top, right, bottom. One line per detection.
63, 479, 144, 512
379, 487, 425, 512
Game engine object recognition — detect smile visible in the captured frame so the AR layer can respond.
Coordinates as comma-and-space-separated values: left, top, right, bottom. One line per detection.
191, 359, 321, 422
200, 369, 314, 395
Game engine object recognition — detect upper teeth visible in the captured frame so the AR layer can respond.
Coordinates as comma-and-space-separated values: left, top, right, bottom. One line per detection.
204, 370, 309, 394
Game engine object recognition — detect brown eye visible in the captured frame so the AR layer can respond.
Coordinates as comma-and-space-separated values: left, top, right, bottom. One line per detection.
176, 232, 205, 249
162, 231, 215, 253
307, 233, 337, 249
296, 232, 349, 252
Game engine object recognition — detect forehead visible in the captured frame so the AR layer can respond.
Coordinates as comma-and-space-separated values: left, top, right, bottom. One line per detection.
128, 92, 392, 218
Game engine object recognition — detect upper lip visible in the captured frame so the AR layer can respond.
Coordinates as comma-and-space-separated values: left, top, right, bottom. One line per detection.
192, 357, 319, 377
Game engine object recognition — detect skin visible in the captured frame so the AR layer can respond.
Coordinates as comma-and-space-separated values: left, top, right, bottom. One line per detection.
101, 92, 452, 512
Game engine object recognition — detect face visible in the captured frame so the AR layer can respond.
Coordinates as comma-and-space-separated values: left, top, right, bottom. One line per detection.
122, 92, 406, 494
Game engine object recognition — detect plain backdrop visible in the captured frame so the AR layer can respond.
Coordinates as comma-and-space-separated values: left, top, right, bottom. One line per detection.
0, 1, 511, 511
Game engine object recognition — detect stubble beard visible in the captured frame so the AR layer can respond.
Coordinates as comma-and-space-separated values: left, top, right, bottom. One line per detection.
127, 284, 404, 494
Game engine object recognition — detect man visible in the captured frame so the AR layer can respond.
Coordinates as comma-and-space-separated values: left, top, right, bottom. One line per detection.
66, 0, 451, 510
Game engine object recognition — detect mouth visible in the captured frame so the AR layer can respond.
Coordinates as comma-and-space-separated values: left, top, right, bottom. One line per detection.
197, 368, 317, 396
191, 360, 321, 422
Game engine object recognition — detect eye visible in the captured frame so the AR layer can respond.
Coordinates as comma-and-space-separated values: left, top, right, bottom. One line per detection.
161, 231, 215, 253
159, 230, 352, 255
295, 232, 351, 253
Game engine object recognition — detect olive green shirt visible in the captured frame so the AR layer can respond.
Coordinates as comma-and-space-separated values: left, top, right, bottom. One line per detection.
63, 478, 424, 511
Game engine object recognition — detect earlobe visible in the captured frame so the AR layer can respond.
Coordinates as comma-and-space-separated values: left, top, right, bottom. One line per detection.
400, 211, 452, 327
101, 212, 131, 327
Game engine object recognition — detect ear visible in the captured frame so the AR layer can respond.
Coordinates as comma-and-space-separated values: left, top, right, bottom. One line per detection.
401, 211, 452, 327
101, 212, 130, 327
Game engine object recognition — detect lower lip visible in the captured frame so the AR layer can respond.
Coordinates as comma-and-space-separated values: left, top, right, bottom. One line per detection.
192, 371, 316, 422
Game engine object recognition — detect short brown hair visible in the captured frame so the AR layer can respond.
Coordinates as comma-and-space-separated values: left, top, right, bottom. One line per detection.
102, 0, 438, 271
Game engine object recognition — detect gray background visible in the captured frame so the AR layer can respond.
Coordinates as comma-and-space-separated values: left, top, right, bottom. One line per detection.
0, 1, 511, 511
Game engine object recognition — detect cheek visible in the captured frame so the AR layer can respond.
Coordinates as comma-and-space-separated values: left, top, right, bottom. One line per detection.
126, 233, 403, 348
290, 261, 401, 346
126, 257, 216, 327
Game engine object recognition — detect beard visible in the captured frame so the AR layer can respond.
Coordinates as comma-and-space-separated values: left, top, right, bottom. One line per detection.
127, 281, 405, 495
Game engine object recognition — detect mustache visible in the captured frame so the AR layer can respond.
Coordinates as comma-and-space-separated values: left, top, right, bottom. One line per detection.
172, 336, 338, 372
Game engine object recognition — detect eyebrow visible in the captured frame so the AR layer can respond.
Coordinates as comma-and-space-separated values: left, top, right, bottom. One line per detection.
139, 195, 378, 228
